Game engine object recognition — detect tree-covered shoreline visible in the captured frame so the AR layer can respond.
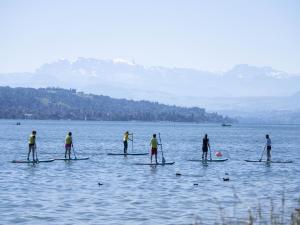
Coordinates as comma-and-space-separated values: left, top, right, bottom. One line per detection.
0, 86, 235, 123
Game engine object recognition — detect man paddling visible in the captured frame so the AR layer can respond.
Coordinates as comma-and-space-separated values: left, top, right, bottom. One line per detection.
202, 134, 210, 161
265, 134, 272, 162
27, 130, 37, 161
150, 134, 159, 164
65, 132, 73, 159
123, 131, 132, 154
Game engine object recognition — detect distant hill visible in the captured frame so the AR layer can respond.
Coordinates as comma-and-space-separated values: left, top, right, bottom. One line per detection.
0, 86, 235, 123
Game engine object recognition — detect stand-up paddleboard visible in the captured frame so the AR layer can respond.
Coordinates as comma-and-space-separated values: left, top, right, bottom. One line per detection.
245, 160, 293, 163
55, 157, 89, 161
188, 159, 228, 162
133, 162, 175, 166
107, 153, 148, 156
11, 159, 55, 163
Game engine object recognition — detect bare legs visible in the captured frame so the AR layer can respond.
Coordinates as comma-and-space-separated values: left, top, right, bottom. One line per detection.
27, 145, 36, 161
151, 153, 158, 164
202, 151, 208, 161
65, 147, 71, 159
267, 148, 271, 162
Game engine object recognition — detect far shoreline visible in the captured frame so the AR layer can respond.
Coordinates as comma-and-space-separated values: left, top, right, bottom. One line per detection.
1, 118, 300, 126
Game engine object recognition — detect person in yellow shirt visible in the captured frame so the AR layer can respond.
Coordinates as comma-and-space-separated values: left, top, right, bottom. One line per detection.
150, 134, 159, 164
123, 131, 132, 154
65, 132, 73, 159
27, 130, 37, 161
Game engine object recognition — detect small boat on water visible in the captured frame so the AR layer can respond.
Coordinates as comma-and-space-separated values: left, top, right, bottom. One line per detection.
222, 124, 232, 127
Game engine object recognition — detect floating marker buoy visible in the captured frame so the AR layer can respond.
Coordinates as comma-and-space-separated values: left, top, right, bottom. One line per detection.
215, 151, 222, 157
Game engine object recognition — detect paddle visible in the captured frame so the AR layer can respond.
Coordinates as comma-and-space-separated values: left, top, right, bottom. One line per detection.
131, 133, 134, 152
259, 146, 266, 162
209, 146, 212, 161
158, 133, 166, 165
72, 146, 77, 159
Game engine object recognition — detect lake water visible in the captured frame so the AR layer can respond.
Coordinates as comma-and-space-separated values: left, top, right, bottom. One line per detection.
0, 120, 299, 225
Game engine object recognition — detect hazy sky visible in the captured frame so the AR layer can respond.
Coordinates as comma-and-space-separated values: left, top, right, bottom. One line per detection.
0, 0, 299, 73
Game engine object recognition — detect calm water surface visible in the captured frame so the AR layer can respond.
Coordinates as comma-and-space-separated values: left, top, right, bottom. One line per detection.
0, 120, 299, 224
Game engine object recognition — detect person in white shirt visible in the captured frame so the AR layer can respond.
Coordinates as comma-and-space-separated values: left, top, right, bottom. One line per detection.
266, 134, 272, 161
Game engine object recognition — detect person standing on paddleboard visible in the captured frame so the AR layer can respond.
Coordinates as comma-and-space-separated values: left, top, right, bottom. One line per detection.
150, 134, 159, 164
202, 134, 210, 160
266, 134, 272, 162
123, 131, 132, 154
65, 132, 73, 159
27, 130, 37, 161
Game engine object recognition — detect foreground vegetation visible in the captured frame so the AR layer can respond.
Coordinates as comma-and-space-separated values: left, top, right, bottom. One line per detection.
0, 86, 235, 123
193, 193, 300, 225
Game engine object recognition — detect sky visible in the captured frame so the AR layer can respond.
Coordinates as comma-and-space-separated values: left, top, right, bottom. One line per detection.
0, 0, 299, 73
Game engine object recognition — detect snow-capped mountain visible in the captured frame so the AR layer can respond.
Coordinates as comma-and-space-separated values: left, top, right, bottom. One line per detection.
1, 57, 300, 108
2, 57, 300, 123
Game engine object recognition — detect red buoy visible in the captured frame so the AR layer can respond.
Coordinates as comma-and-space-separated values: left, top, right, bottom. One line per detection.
215, 151, 222, 157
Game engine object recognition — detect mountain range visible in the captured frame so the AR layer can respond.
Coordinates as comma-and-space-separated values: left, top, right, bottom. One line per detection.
1, 58, 300, 123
